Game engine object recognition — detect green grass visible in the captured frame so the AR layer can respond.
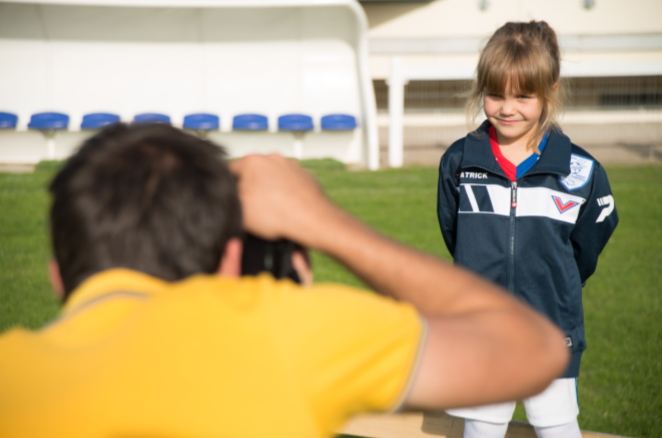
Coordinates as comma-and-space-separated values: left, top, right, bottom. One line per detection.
0, 161, 63, 330
1, 160, 661, 437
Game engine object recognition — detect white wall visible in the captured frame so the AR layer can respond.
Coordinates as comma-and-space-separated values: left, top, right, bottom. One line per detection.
362, 0, 662, 79
363, 0, 662, 38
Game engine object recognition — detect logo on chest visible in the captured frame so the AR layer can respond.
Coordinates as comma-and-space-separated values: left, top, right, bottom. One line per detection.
559, 154, 594, 190
552, 195, 580, 214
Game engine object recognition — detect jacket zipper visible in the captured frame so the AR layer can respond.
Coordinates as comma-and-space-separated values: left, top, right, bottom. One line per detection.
504, 170, 563, 293
459, 162, 563, 293
460, 166, 560, 293
508, 181, 518, 293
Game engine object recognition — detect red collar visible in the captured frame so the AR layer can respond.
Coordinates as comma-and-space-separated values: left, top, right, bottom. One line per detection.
489, 126, 516, 182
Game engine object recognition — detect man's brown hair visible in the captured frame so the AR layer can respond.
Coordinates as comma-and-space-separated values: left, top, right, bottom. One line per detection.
49, 124, 242, 298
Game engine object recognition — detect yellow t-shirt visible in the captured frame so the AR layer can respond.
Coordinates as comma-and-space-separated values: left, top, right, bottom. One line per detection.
0, 269, 425, 438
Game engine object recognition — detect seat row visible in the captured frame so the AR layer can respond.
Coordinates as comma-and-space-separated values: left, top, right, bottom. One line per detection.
0, 112, 358, 131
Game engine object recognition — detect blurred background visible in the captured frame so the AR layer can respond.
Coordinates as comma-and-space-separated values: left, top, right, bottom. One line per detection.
1, 0, 660, 170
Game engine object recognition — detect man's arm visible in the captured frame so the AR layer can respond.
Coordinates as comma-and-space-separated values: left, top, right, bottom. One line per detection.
230, 154, 569, 410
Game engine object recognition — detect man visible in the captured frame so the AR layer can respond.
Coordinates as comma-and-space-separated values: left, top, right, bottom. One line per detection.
0, 124, 568, 438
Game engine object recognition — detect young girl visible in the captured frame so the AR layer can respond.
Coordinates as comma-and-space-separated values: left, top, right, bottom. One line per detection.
437, 21, 618, 438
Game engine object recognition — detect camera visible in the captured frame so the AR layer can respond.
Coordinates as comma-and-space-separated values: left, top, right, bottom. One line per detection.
240, 233, 303, 284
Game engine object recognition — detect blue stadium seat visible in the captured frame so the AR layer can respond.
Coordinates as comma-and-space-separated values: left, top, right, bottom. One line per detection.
28, 112, 69, 130
81, 113, 120, 129
233, 114, 268, 131
0, 112, 18, 129
183, 113, 219, 131
133, 113, 171, 125
278, 114, 313, 131
321, 114, 357, 131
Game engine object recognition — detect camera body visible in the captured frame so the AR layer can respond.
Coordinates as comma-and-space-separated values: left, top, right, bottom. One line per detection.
240, 233, 302, 284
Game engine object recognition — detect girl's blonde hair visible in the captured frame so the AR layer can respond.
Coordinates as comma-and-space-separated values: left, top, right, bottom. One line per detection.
467, 20, 565, 152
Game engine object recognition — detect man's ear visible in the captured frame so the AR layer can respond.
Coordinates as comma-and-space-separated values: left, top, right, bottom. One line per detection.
48, 259, 65, 298
217, 238, 243, 278
291, 249, 314, 287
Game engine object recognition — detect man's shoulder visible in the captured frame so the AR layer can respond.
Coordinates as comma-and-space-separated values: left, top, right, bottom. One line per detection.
171, 274, 421, 323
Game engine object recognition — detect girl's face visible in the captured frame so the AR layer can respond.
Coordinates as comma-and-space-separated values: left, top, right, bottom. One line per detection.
483, 86, 543, 146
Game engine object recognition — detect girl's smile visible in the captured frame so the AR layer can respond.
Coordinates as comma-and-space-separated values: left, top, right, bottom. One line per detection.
483, 88, 544, 148
494, 118, 520, 126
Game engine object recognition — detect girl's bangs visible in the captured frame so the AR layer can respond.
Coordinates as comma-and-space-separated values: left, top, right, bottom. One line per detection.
482, 48, 546, 96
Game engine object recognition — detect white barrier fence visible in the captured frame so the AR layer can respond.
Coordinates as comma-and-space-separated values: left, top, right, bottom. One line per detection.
386, 56, 662, 167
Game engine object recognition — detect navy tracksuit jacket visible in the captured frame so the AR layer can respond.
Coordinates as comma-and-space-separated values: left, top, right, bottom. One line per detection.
437, 122, 618, 377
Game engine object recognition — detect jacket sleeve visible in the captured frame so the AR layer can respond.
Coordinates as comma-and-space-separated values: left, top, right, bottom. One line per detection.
569, 162, 619, 285
437, 145, 462, 257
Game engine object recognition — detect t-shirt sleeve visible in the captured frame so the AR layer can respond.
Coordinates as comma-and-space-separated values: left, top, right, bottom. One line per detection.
268, 281, 426, 431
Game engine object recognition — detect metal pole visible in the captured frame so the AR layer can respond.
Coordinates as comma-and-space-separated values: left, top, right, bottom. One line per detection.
45, 130, 56, 160
293, 132, 304, 160
387, 56, 407, 168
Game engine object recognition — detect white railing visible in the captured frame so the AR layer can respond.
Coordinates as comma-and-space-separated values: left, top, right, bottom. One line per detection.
385, 56, 662, 167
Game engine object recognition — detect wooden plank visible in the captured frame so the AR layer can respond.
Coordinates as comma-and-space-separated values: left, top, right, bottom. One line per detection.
339, 412, 632, 438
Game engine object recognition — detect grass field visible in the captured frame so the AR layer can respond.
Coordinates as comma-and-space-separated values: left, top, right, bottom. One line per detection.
0, 160, 660, 438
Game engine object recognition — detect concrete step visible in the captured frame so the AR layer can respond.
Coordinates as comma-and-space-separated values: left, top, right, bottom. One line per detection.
0, 163, 36, 173
340, 411, 631, 438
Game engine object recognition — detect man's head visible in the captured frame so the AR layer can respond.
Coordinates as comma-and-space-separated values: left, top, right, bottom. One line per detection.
49, 123, 242, 299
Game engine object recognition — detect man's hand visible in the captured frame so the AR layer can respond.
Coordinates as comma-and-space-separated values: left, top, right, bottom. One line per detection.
230, 154, 568, 410
229, 154, 339, 247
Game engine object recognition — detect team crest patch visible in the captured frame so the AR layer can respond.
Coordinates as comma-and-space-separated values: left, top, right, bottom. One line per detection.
559, 154, 594, 190
552, 195, 580, 214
